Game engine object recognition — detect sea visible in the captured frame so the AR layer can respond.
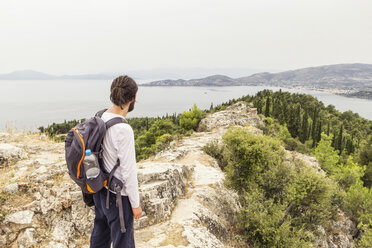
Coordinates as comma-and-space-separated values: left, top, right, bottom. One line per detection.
1, 80, 371, 132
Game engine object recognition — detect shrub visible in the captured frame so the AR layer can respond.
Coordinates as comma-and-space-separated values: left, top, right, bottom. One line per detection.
179, 104, 204, 131
202, 140, 228, 169
221, 128, 337, 247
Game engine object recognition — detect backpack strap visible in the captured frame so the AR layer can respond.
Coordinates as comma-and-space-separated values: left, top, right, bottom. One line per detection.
106, 159, 120, 209
105, 159, 126, 233
116, 185, 126, 233
95, 108, 108, 118
105, 117, 127, 129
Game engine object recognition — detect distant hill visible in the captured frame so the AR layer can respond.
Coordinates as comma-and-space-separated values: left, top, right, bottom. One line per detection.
144, 75, 242, 86
142, 63, 372, 93
0, 70, 57, 80
0, 70, 113, 80
237, 63, 372, 89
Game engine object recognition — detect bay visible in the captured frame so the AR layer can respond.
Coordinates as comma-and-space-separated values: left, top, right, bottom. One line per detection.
0, 80, 371, 132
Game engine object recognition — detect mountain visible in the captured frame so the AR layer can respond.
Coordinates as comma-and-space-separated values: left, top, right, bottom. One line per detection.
142, 74, 243, 86
0, 70, 57, 80
237, 63, 372, 89
0, 70, 113, 80
143, 64, 372, 92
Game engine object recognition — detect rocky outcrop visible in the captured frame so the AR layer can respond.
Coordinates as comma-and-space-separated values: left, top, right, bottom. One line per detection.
0, 102, 358, 248
315, 209, 358, 248
198, 101, 263, 132
0, 143, 28, 167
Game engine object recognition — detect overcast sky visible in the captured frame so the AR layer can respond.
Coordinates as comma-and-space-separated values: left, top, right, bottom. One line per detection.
0, 0, 371, 77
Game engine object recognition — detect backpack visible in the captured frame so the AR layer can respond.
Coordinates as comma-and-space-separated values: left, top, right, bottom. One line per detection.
65, 108, 128, 233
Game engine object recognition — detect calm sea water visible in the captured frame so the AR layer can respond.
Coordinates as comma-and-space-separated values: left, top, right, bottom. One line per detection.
0, 80, 371, 132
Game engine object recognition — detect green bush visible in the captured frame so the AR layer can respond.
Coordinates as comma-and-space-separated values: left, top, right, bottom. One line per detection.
202, 140, 228, 170
221, 128, 337, 247
179, 104, 204, 131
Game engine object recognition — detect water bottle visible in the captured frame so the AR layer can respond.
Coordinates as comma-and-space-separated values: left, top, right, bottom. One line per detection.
83, 149, 100, 179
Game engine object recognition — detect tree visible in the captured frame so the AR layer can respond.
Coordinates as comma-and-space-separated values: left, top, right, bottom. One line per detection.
265, 97, 271, 117
336, 125, 344, 154
311, 107, 318, 147
179, 103, 204, 131
314, 133, 340, 174
300, 111, 309, 143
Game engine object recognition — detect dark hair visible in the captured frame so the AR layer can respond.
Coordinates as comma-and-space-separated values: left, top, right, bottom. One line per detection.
110, 76, 138, 110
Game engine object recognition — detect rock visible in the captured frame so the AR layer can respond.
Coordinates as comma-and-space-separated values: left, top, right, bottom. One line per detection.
314, 226, 329, 248
0, 235, 6, 247
0, 132, 10, 142
70, 191, 95, 235
16, 228, 36, 248
182, 225, 225, 248
0, 143, 28, 167
330, 210, 358, 237
51, 220, 74, 243
137, 162, 191, 227
44, 241, 68, 248
40, 134, 47, 141
30, 165, 51, 182
198, 101, 263, 131
4, 182, 19, 194
5, 210, 34, 224
286, 150, 326, 175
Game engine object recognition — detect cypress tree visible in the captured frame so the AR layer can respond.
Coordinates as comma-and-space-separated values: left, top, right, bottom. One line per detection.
337, 125, 344, 154
300, 111, 309, 143
256, 99, 263, 114
311, 107, 318, 140
265, 97, 271, 117
316, 121, 322, 144
311, 107, 318, 147
327, 121, 330, 136
294, 104, 301, 137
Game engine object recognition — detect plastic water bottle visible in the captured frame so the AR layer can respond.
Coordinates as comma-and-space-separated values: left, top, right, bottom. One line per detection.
83, 149, 100, 179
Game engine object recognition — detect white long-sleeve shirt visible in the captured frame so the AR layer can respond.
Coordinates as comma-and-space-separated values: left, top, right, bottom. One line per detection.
100, 111, 140, 208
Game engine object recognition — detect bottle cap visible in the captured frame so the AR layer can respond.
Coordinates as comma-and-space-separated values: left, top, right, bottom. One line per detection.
85, 149, 92, 156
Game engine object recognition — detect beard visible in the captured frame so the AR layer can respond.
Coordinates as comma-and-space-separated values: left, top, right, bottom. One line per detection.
128, 101, 135, 112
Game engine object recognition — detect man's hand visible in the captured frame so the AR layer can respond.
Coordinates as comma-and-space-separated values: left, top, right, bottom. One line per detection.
132, 206, 142, 219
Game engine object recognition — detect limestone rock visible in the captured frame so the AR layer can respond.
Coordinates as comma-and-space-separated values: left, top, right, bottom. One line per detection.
4, 182, 19, 194
137, 162, 191, 226
51, 220, 74, 243
182, 225, 225, 248
16, 228, 36, 248
0, 143, 28, 167
43, 241, 68, 248
5, 210, 34, 225
198, 102, 263, 131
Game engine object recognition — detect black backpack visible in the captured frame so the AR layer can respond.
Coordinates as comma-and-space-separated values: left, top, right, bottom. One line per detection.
65, 109, 128, 233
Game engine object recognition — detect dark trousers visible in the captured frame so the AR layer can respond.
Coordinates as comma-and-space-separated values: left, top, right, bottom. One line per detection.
90, 189, 135, 248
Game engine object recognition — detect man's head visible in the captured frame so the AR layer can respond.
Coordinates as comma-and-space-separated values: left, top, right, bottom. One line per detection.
110, 75, 138, 112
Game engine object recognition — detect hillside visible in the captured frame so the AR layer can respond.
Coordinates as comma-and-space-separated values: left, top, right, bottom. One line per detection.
143, 64, 372, 99
0, 70, 113, 80
0, 102, 359, 248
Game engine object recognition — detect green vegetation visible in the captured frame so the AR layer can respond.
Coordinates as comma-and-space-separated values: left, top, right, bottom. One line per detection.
179, 103, 205, 131
207, 128, 337, 247
38, 90, 372, 246
38, 104, 204, 161
202, 90, 372, 247
209, 89, 372, 188
38, 119, 86, 142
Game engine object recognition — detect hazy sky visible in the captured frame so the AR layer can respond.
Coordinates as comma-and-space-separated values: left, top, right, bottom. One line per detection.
1, 0, 371, 76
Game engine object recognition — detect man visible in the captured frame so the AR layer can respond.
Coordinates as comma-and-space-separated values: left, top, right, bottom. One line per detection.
90, 75, 142, 248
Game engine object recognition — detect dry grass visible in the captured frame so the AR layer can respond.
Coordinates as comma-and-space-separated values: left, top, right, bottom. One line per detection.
6, 192, 34, 209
